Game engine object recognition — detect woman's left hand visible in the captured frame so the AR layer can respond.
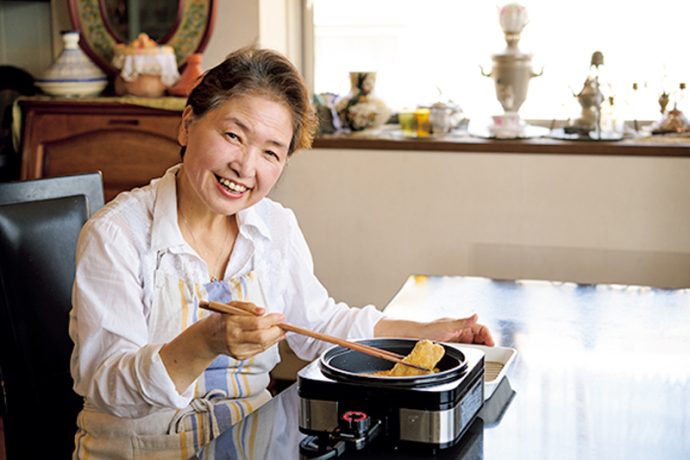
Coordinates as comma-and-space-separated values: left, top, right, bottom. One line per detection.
374, 314, 495, 346
419, 313, 494, 346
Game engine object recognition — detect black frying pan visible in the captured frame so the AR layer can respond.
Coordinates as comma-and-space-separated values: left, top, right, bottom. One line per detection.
319, 338, 468, 388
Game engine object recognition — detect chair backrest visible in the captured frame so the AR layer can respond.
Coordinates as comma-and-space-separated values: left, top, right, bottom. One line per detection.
0, 171, 104, 215
0, 173, 104, 459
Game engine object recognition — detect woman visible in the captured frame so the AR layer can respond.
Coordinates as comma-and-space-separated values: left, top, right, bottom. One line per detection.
69, 47, 494, 459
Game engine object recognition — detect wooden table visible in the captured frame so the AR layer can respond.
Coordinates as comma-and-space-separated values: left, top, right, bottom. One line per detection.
200, 275, 690, 459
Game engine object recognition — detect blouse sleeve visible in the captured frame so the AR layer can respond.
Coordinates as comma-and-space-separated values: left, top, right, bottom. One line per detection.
279, 210, 385, 361
69, 218, 193, 418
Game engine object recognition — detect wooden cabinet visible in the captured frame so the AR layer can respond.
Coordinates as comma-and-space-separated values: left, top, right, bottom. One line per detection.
19, 99, 183, 201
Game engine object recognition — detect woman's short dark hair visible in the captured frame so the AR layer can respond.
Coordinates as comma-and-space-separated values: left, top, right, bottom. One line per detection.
184, 47, 317, 156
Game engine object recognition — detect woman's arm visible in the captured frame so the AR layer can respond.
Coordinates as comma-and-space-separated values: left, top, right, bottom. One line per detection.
72, 218, 288, 414
374, 314, 495, 346
277, 208, 385, 360
71, 220, 189, 417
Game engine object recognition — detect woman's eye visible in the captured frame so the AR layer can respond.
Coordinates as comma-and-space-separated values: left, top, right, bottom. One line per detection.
225, 132, 240, 141
265, 150, 279, 160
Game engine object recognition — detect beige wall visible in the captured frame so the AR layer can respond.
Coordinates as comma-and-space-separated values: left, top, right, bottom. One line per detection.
202, 0, 259, 68
269, 149, 690, 308
203, 0, 302, 69
0, 1, 53, 77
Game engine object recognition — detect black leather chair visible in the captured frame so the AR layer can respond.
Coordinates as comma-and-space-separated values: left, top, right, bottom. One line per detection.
0, 172, 103, 459
0, 172, 104, 212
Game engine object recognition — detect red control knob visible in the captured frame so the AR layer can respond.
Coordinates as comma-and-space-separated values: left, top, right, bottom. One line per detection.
340, 411, 370, 434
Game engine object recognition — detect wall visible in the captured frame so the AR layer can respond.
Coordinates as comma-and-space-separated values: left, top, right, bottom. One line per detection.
203, 0, 302, 69
202, 0, 259, 68
269, 149, 690, 308
0, 1, 53, 77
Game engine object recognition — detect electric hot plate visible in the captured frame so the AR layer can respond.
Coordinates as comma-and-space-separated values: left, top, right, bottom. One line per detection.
297, 338, 485, 458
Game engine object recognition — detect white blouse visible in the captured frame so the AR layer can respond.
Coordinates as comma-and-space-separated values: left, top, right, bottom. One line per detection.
69, 165, 384, 418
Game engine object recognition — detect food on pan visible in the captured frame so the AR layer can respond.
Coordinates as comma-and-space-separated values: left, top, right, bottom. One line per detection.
372, 339, 445, 377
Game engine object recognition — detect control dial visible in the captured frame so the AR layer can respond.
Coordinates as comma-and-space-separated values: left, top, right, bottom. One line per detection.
339, 411, 370, 435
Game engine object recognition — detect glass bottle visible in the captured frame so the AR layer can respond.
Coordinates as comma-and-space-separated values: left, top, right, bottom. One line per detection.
628, 82, 643, 133
675, 82, 687, 114
600, 95, 623, 139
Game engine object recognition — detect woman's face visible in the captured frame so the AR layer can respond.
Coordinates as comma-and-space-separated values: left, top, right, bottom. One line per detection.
178, 94, 293, 216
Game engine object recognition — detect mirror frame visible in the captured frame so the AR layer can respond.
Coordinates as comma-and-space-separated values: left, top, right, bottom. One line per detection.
67, 0, 217, 76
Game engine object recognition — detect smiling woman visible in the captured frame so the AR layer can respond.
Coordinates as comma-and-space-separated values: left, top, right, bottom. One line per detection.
67, 47, 324, 459
68, 47, 493, 459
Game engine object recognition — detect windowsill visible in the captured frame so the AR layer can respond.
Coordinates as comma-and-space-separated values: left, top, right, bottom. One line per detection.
313, 126, 690, 157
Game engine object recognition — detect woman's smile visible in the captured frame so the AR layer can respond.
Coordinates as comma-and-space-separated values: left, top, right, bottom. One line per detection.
215, 174, 250, 195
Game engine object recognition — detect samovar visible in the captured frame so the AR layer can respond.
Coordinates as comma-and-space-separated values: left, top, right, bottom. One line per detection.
481, 3, 542, 130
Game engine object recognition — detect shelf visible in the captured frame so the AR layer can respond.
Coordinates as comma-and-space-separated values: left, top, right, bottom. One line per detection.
313, 129, 690, 157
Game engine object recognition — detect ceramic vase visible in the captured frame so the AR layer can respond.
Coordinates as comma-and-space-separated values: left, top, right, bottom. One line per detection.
35, 31, 108, 97
335, 72, 390, 132
112, 35, 180, 97
168, 53, 204, 97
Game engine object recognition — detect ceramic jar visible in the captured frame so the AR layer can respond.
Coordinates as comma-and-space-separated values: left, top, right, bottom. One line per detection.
112, 33, 180, 97
335, 72, 390, 132
35, 31, 107, 97
168, 53, 204, 97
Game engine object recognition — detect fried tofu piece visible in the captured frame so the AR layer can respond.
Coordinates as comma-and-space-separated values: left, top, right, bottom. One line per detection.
374, 339, 445, 377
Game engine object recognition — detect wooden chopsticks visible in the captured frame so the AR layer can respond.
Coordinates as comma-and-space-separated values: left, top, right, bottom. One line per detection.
198, 300, 432, 372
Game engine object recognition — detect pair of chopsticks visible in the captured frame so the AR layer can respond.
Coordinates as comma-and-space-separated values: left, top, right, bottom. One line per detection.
198, 299, 432, 372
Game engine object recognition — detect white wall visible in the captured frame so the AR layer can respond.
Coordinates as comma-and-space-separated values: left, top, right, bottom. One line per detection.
269, 148, 690, 308
202, 0, 259, 68
203, 0, 302, 69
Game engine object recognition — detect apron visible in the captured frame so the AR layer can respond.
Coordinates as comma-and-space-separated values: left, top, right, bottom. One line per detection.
73, 270, 280, 460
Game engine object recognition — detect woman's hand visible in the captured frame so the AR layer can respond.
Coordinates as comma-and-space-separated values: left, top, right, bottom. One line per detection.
418, 314, 494, 346
204, 302, 286, 360
160, 301, 286, 393
374, 314, 495, 346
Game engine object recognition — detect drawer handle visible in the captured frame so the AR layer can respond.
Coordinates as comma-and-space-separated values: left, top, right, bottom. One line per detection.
107, 119, 140, 126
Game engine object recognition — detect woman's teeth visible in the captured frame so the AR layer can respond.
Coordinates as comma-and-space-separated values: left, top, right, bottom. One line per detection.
218, 177, 248, 193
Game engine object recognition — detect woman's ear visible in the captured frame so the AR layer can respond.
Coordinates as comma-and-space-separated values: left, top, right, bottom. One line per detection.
177, 106, 194, 146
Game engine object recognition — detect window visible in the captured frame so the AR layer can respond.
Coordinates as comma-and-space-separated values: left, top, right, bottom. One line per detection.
308, 1, 688, 123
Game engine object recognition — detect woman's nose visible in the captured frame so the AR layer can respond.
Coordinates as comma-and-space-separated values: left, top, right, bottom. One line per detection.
230, 147, 258, 177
